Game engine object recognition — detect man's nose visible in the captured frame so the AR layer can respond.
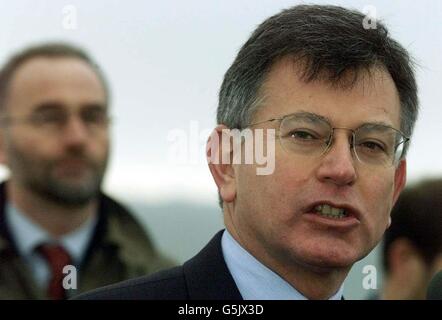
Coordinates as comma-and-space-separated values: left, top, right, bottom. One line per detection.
315, 131, 357, 186
61, 116, 89, 146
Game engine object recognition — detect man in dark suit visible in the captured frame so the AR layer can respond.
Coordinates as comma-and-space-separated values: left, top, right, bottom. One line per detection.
77, 4, 419, 300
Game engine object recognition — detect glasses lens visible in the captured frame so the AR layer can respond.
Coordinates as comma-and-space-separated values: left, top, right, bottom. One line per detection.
30, 109, 67, 127
279, 114, 331, 156
353, 124, 405, 166
81, 107, 109, 127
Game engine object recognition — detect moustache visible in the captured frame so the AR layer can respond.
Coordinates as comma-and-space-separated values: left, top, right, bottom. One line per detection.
53, 154, 97, 170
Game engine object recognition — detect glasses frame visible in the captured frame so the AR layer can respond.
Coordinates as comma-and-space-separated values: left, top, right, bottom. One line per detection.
247, 112, 410, 166
0, 111, 111, 132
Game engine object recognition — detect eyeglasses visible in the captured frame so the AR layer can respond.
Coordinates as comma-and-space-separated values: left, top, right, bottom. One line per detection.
248, 111, 409, 167
0, 104, 110, 133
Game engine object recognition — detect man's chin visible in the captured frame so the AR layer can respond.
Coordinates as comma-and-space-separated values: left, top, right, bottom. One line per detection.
36, 176, 102, 206
305, 255, 356, 271
52, 168, 100, 188
47, 187, 99, 206
293, 244, 361, 270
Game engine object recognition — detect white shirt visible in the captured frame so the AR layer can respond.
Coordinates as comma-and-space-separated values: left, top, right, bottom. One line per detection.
5, 202, 97, 291
221, 229, 344, 300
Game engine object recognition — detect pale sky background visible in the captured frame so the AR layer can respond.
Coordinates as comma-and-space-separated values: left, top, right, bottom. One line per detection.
0, 0, 440, 204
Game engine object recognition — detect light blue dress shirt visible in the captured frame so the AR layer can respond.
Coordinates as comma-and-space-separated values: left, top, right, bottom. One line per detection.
221, 229, 344, 300
5, 202, 97, 291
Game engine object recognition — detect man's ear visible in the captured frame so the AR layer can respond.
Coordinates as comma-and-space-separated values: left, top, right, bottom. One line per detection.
392, 159, 407, 206
386, 160, 406, 230
206, 124, 236, 203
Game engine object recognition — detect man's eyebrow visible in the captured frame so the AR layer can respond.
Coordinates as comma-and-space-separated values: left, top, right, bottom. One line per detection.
32, 102, 107, 113
81, 103, 107, 111
359, 121, 394, 128
32, 102, 65, 113
290, 110, 332, 124
355, 121, 399, 133
290, 111, 395, 128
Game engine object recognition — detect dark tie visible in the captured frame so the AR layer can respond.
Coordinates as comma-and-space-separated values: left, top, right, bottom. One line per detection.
37, 243, 72, 300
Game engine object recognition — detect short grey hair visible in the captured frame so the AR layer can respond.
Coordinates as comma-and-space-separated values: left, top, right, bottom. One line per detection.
217, 5, 418, 156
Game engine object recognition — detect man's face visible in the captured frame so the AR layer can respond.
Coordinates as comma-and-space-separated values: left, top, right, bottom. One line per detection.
0, 56, 109, 205
225, 58, 406, 272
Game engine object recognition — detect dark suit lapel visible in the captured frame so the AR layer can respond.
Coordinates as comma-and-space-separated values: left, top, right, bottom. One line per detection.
183, 230, 243, 300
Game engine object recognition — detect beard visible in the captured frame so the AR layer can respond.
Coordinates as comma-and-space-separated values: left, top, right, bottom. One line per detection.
6, 141, 108, 207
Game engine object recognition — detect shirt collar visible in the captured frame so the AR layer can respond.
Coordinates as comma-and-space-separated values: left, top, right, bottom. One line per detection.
5, 202, 97, 265
221, 229, 344, 300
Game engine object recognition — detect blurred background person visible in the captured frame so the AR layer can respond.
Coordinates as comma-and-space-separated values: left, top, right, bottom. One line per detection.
378, 178, 442, 299
0, 43, 174, 299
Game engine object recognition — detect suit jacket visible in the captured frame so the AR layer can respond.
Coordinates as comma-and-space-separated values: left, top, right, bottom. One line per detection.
0, 182, 175, 299
75, 230, 243, 300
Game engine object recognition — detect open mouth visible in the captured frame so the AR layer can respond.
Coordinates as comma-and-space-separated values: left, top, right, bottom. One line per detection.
303, 201, 361, 228
313, 204, 348, 219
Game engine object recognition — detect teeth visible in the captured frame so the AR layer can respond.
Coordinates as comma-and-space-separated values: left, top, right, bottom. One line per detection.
314, 204, 347, 219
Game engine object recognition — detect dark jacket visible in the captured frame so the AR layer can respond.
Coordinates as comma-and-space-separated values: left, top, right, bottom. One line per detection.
0, 182, 175, 299
75, 230, 243, 300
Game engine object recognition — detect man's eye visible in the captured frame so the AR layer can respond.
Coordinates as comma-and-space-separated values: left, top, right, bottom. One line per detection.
289, 130, 318, 140
359, 140, 386, 152
82, 110, 107, 124
32, 112, 64, 124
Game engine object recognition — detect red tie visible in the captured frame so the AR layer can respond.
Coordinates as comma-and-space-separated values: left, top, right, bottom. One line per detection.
37, 244, 72, 300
